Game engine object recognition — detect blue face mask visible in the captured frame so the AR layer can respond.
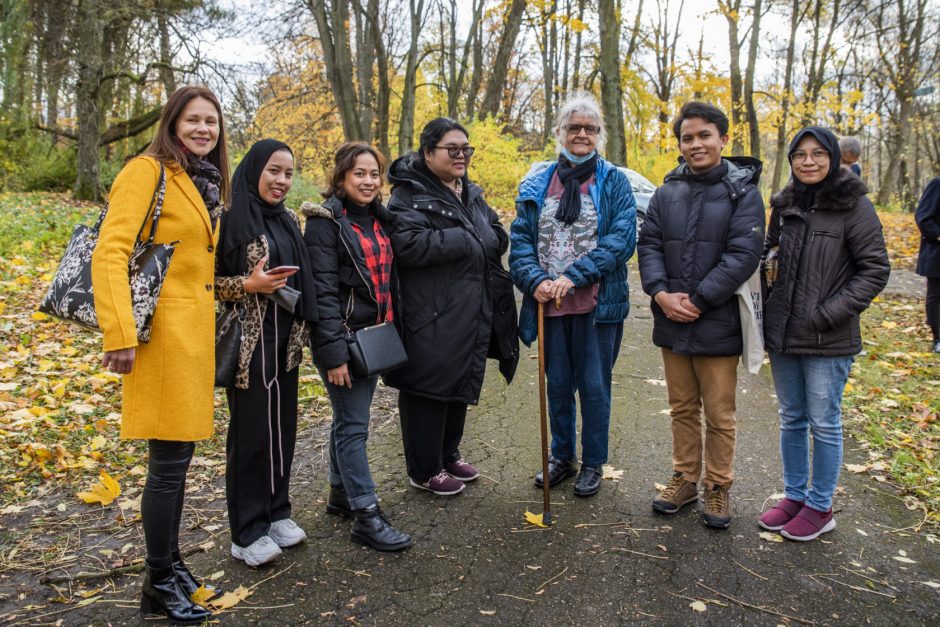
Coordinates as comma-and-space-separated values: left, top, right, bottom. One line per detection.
561, 148, 596, 165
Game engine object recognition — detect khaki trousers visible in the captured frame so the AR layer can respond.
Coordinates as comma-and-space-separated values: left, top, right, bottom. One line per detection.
661, 348, 739, 489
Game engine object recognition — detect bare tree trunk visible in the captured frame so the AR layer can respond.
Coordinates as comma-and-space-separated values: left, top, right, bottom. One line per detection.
692, 27, 705, 99
74, 0, 102, 201
354, 0, 375, 140
479, 0, 526, 120
309, 0, 366, 141
371, 0, 391, 159
720, 0, 745, 155
599, 0, 626, 164
771, 0, 801, 194
398, 0, 426, 154
800, 0, 841, 126
157, 10, 176, 95
744, 0, 763, 158
465, 9, 484, 119
571, 0, 587, 90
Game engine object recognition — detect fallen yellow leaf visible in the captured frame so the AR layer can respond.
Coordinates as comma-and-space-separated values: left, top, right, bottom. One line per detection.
191, 585, 216, 605
31, 311, 49, 321
690, 600, 707, 612
77, 471, 121, 506
207, 585, 252, 610
758, 531, 784, 543
524, 510, 549, 528
602, 465, 624, 480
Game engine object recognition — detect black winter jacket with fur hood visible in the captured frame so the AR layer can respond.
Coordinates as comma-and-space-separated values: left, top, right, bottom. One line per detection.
763, 168, 890, 356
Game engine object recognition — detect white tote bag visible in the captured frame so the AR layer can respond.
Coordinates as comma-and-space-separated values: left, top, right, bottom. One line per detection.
736, 270, 764, 374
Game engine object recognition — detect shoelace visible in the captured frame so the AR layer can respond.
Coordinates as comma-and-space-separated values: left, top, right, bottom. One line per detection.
706, 488, 727, 511
661, 475, 686, 500
429, 471, 452, 485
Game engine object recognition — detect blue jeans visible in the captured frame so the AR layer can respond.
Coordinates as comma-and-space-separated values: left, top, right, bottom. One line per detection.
544, 311, 623, 467
768, 352, 854, 511
318, 368, 379, 510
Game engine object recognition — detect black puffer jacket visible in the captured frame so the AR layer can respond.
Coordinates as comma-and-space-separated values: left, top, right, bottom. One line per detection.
638, 157, 765, 356
763, 168, 890, 356
302, 195, 393, 370
383, 153, 517, 404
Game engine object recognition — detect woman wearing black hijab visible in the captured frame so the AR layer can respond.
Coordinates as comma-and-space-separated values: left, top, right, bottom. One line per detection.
216, 139, 317, 566
758, 127, 889, 541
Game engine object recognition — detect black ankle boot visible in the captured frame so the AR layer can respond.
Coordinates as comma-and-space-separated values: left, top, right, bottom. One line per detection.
171, 551, 223, 600
140, 564, 212, 624
326, 484, 353, 518
350, 504, 413, 552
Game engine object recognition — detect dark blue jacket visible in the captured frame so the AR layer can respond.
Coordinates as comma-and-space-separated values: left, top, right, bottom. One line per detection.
509, 157, 637, 346
916, 177, 940, 278
637, 157, 765, 356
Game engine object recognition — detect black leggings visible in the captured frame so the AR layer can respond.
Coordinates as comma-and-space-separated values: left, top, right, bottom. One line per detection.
141, 439, 195, 570
927, 277, 940, 341
398, 391, 467, 482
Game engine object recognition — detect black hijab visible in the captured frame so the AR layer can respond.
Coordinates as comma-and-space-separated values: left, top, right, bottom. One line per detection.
218, 139, 317, 321
787, 126, 841, 210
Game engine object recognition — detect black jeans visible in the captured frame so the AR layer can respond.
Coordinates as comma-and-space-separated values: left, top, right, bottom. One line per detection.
141, 439, 196, 570
398, 391, 467, 482
927, 277, 940, 341
225, 305, 298, 548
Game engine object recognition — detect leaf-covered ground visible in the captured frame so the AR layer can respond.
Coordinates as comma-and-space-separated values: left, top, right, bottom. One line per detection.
0, 193, 936, 622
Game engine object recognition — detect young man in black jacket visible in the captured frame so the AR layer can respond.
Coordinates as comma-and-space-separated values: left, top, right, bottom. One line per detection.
637, 102, 765, 529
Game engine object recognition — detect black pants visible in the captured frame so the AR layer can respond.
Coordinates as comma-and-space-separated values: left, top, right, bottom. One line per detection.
927, 277, 940, 341
398, 391, 467, 482
225, 306, 298, 548
142, 439, 195, 569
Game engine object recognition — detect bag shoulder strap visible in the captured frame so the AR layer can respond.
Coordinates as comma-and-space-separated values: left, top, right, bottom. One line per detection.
137, 164, 167, 244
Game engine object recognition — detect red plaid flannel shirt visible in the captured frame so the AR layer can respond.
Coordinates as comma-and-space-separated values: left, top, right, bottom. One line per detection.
348, 215, 394, 322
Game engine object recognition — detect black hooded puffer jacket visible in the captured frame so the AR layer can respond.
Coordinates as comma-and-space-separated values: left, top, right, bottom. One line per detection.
763, 167, 890, 356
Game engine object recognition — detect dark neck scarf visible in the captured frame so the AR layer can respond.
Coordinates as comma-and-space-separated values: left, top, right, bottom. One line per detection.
788, 126, 841, 211
554, 153, 598, 226
218, 138, 318, 321
179, 144, 222, 227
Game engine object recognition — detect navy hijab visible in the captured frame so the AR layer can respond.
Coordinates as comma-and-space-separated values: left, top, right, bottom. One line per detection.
787, 126, 841, 210
218, 139, 317, 321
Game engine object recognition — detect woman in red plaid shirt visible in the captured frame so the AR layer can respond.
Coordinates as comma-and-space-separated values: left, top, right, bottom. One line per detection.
302, 142, 413, 552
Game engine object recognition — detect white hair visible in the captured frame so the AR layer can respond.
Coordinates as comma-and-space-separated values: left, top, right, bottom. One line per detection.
553, 91, 607, 154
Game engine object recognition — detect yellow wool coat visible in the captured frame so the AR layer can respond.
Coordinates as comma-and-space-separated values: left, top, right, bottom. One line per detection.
92, 156, 219, 441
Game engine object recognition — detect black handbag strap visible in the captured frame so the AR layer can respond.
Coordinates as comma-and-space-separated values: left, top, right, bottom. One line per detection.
92, 164, 166, 241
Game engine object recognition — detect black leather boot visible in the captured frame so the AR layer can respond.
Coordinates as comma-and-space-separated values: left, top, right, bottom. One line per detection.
171, 551, 223, 601
326, 484, 353, 518
350, 505, 413, 552
140, 564, 212, 624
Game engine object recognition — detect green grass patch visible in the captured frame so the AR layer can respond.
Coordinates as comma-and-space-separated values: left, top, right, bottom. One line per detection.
843, 296, 940, 528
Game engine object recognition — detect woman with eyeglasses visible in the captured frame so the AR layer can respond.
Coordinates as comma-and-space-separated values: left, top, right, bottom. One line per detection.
758, 127, 889, 541
509, 92, 636, 498
384, 117, 518, 496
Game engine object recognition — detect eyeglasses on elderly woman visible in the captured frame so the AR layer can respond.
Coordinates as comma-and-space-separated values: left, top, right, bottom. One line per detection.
565, 124, 600, 136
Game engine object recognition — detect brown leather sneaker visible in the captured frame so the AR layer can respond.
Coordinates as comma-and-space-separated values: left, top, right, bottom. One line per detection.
702, 485, 732, 529
652, 472, 699, 514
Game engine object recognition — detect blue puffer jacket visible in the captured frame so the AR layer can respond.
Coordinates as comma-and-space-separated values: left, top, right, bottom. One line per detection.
509, 157, 637, 346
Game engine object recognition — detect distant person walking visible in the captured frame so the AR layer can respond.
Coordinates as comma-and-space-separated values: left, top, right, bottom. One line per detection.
915, 177, 940, 353
510, 92, 636, 498
384, 118, 518, 496
758, 127, 889, 541
638, 101, 765, 529
216, 139, 318, 566
838, 136, 862, 177
92, 85, 229, 623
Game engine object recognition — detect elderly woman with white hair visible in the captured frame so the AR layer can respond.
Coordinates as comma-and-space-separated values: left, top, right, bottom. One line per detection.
509, 92, 637, 497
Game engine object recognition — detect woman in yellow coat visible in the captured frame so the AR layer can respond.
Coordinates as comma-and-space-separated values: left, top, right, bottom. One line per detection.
92, 85, 230, 624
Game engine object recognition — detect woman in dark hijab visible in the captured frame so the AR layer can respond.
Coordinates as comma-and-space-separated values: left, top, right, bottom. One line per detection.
758, 127, 889, 541
216, 139, 317, 566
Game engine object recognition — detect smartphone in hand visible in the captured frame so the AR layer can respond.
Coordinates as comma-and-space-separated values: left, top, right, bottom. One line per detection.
267, 265, 300, 275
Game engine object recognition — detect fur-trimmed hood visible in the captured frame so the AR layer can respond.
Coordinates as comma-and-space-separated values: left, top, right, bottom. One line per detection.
772, 167, 869, 213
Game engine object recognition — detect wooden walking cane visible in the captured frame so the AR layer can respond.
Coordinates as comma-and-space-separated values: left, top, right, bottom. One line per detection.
537, 300, 552, 525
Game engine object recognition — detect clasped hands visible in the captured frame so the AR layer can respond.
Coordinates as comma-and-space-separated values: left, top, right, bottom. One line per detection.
534, 276, 575, 304
654, 291, 701, 323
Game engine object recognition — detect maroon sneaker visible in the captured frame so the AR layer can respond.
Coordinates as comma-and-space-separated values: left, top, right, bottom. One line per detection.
409, 471, 465, 496
444, 458, 480, 482
758, 497, 804, 531
780, 505, 835, 541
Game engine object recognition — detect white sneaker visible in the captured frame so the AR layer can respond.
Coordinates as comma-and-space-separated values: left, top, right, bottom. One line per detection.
231, 535, 282, 567
268, 518, 307, 548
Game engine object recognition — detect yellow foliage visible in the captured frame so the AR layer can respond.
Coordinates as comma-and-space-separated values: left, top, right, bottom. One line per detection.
77, 470, 121, 506
464, 118, 534, 216
523, 510, 550, 528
